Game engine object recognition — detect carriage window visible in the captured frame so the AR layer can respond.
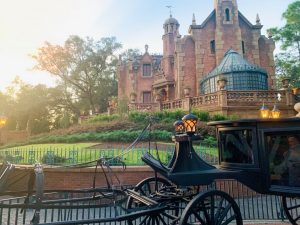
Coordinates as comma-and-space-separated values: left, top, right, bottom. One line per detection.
220, 129, 254, 164
267, 133, 300, 187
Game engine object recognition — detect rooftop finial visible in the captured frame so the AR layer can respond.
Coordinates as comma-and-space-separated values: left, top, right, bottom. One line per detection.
256, 14, 261, 25
145, 44, 149, 53
166, 5, 172, 17
192, 13, 196, 25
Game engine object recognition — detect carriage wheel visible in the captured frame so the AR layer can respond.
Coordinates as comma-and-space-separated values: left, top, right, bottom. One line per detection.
282, 196, 300, 225
126, 177, 177, 225
179, 190, 243, 225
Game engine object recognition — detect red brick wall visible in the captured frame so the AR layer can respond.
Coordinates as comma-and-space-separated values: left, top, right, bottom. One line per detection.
240, 19, 255, 63
183, 37, 197, 97
14, 166, 156, 190
136, 54, 155, 103
200, 18, 218, 77
259, 37, 275, 89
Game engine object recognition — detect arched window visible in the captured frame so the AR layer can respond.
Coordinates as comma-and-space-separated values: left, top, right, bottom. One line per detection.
210, 40, 216, 54
241, 41, 245, 54
225, 8, 230, 21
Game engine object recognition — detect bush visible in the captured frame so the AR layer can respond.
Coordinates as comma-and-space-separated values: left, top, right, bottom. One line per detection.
210, 114, 228, 121
201, 136, 217, 146
41, 154, 68, 164
86, 114, 120, 123
192, 109, 210, 122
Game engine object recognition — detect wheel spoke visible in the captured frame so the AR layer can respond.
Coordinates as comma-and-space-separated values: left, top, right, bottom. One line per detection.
220, 215, 236, 225
217, 202, 232, 223
142, 216, 151, 225
146, 182, 152, 194
287, 204, 300, 210
214, 197, 225, 222
158, 214, 168, 225
201, 201, 211, 224
192, 211, 206, 225
210, 195, 215, 224
294, 215, 300, 222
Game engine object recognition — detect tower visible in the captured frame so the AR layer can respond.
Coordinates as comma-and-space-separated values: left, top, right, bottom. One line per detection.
162, 14, 179, 79
214, 0, 242, 63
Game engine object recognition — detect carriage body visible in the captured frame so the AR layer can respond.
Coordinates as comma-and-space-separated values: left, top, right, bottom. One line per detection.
209, 118, 300, 197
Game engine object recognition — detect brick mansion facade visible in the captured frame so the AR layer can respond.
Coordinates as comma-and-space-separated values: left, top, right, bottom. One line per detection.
116, 0, 296, 117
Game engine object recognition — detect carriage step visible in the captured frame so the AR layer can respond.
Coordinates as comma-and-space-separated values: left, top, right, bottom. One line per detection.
126, 189, 158, 206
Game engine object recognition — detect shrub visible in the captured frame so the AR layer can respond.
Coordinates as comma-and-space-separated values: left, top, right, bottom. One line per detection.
41, 154, 68, 164
86, 114, 120, 123
201, 136, 217, 146
192, 109, 210, 122
210, 113, 228, 121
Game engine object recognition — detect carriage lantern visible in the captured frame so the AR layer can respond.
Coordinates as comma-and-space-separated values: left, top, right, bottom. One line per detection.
173, 120, 185, 134
259, 102, 270, 119
182, 113, 198, 135
271, 104, 281, 119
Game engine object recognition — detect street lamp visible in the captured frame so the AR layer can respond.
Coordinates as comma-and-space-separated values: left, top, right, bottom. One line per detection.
0, 115, 7, 128
182, 113, 198, 135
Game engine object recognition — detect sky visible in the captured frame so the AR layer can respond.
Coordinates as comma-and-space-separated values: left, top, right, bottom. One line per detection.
0, 0, 295, 91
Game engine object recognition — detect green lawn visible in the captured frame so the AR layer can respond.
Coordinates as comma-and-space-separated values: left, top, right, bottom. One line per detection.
0, 143, 218, 166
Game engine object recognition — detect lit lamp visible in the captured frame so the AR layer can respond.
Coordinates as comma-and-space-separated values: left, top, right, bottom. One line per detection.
271, 104, 281, 119
182, 113, 198, 135
259, 102, 270, 119
0, 115, 7, 128
173, 120, 185, 134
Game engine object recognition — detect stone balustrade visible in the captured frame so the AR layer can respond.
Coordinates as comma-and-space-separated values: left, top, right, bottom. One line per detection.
128, 90, 296, 118
161, 99, 183, 110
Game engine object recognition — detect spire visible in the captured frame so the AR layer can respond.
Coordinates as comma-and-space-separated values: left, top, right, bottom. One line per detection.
256, 14, 261, 25
192, 13, 196, 25
214, 0, 238, 9
166, 5, 172, 18
145, 44, 149, 53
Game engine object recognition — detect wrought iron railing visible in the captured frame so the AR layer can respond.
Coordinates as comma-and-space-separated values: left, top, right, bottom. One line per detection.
0, 144, 218, 166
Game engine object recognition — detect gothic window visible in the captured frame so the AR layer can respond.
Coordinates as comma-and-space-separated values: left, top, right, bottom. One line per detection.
142, 64, 151, 77
210, 40, 216, 54
143, 91, 151, 103
225, 8, 231, 21
242, 41, 245, 54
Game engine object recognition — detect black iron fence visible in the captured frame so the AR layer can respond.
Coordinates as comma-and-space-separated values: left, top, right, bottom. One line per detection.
0, 144, 218, 166
0, 180, 296, 225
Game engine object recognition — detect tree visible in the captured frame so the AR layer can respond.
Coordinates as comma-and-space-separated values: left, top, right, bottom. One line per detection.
268, 1, 300, 86
32, 35, 122, 114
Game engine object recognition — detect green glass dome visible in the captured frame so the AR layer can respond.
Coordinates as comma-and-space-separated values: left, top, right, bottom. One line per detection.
200, 49, 268, 94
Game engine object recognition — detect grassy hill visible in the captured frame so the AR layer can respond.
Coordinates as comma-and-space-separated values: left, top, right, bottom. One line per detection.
1, 110, 230, 149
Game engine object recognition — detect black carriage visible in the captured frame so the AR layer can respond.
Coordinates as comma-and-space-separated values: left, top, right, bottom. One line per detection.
0, 116, 299, 225
139, 117, 300, 225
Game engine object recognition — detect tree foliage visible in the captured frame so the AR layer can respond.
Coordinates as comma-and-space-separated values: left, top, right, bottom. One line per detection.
32, 35, 122, 114
268, 1, 300, 86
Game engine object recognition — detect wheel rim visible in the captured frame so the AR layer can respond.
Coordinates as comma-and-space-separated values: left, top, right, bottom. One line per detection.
179, 190, 243, 225
282, 196, 300, 225
126, 177, 176, 225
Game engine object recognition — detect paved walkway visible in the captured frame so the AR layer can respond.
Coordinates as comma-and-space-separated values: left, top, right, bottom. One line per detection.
244, 221, 289, 225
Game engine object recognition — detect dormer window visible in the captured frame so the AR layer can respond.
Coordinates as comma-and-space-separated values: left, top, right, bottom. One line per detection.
225, 8, 230, 21
142, 64, 151, 77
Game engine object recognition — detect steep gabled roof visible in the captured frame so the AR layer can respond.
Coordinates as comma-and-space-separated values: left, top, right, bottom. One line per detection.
238, 11, 262, 29
189, 9, 263, 31
189, 10, 216, 30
